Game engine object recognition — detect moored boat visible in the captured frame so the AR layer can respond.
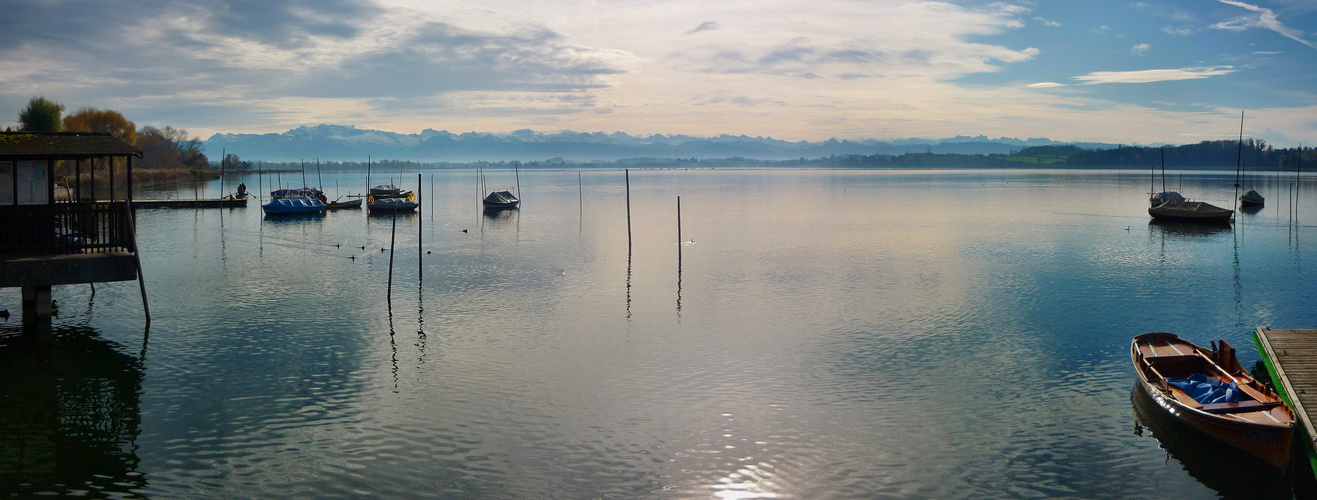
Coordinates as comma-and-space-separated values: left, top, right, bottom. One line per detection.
1150, 191, 1185, 207
1149, 200, 1233, 224
324, 198, 362, 210
1240, 189, 1264, 207
1131, 332, 1295, 469
262, 197, 326, 215
367, 192, 418, 213
482, 190, 520, 210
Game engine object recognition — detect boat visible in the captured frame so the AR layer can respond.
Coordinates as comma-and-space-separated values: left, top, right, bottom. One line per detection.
367, 192, 418, 213
1234, 111, 1264, 207
370, 184, 404, 197
324, 198, 362, 210
262, 197, 326, 215
1149, 200, 1233, 224
271, 187, 325, 201
482, 190, 520, 210
1240, 189, 1265, 207
1150, 191, 1186, 207
1131, 332, 1295, 469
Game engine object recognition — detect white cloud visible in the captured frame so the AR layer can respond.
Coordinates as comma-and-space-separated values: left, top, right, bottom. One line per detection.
1033, 17, 1060, 27
1027, 82, 1065, 88
1073, 66, 1237, 84
1131, 43, 1151, 56
1214, 0, 1317, 50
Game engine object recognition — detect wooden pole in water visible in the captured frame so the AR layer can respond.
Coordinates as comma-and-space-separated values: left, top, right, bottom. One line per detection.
515, 161, 521, 205
677, 195, 682, 250
387, 207, 398, 303
258, 162, 263, 203
316, 158, 323, 193
625, 169, 632, 248
301, 159, 307, 188
418, 173, 423, 281
220, 148, 225, 199
1234, 111, 1244, 215
367, 155, 372, 195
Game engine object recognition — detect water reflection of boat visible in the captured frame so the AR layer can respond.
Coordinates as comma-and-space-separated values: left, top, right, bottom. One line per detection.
1149, 200, 1234, 224
1148, 219, 1233, 237
1131, 385, 1296, 497
0, 326, 145, 495
1239, 202, 1264, 216
1131, 332, 1295, 469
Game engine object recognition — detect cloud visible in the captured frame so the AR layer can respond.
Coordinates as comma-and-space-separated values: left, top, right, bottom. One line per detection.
1073, 66, 1237, 84
1027, 82, 1066, 88
688, 22, 720, 34
1162, 27, 1195, 36
1131, 43, 1151, 56
1034, 17, 1060, 27
1213, 0, 1317, 50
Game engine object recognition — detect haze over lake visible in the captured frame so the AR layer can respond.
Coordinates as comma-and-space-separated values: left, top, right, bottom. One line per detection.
2, 167, 1315, 498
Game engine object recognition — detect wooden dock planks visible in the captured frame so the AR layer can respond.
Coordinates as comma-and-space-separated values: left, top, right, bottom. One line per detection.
1255, 328, 1317, 456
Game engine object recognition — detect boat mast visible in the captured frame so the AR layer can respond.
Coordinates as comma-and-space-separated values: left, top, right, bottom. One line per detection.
1160, 147, 1166, 194
316, 158, 323, 193
1234, 110, 1244, 215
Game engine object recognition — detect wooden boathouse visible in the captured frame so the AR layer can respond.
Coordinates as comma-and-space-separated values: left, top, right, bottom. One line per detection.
1254, 327, 1317, 476
0, 132, 147, 328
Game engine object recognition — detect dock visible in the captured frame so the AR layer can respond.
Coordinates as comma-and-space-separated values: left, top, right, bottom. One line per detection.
1254, 327, 1317, 475
130, 198, 248, 209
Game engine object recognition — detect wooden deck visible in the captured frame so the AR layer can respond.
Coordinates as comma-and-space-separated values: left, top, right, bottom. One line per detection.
1254, 327, 1317, 471
131, 198, 247, 209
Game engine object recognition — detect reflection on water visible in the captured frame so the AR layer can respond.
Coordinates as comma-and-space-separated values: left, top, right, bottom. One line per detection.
1130, 384, 1301, 498
0, 326, 145, 496
7, 168, 1317, 497
1148, 219, 1234, 237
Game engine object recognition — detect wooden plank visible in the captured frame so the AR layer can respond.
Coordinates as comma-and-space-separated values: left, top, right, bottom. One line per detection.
1257, 327, 1317, 447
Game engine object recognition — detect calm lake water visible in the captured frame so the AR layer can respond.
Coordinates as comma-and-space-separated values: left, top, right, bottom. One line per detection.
2, 167, 1316, 498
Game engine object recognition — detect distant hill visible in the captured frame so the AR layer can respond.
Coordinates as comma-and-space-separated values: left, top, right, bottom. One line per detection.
204, 125, 1123, 163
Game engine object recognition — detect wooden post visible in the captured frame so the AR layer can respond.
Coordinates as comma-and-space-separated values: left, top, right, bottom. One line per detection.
220, 148, 226, 199
625, 169, 631, 248
417, 173, 423, 282
387, 207, 398, 303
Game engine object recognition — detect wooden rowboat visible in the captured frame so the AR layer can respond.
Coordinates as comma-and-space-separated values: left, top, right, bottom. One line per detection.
1131, 332, 1295, 469
325, 198, 362, 210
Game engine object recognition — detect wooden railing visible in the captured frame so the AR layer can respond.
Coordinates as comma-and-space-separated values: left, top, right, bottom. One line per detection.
0, 202, 134, 257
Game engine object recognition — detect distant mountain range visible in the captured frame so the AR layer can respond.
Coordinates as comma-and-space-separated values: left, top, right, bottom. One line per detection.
204, 124, 1123, 163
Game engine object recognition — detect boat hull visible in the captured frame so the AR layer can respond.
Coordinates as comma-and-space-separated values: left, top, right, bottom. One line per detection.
1148, 201, 1233, 224
1131, 332, 1294, 469
1240, 190, 1265, 207
262, 197, 327, 215
325, 199, 362, 210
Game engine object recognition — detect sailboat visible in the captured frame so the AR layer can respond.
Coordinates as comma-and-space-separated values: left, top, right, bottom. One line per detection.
1148, 146, 1234, 224
1150, 147, 1185, 207
1236, 112, 1264, 207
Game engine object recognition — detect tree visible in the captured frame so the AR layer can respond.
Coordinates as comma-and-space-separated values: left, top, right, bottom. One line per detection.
18, 96, 64, 132
137, 125, 208, 170
62, 107, 136, 145
222, 153, 241, 170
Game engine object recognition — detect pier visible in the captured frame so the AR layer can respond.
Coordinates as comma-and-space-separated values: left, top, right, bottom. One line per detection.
1254, 327, 1317, 475
130, 197, 247, 209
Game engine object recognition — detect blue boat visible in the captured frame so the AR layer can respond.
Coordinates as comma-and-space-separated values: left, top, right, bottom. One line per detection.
262, 197, 327, 215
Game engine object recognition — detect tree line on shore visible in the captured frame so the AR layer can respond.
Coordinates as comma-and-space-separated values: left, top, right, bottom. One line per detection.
12, 95, 233, 182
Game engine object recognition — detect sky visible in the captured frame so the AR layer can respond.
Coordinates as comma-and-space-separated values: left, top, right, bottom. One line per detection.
1, 0, 1315, 146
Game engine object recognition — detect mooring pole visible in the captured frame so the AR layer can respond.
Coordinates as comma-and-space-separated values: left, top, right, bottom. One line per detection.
625, 169, 632, 248
387, 208, 398, 304
417, 173, 423, 281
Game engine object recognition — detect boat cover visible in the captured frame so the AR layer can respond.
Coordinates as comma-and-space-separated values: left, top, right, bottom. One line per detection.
1167, 373, 1240, 405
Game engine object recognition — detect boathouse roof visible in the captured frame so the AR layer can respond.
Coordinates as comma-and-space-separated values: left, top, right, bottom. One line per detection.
0, 132, 142, 161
